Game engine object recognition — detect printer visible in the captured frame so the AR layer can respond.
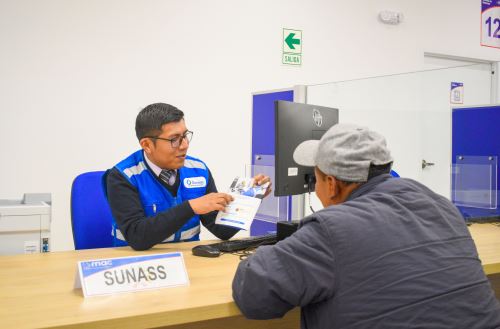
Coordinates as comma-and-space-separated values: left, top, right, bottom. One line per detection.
0, 193, 51, 255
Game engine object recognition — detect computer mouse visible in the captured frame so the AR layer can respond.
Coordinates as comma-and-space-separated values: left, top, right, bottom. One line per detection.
192, 245, 221, 258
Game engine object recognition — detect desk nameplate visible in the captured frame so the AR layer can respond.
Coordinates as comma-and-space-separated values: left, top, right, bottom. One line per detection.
75, 252, 189, 297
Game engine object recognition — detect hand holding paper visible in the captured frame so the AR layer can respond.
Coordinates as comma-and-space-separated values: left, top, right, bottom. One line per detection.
251, 174, 273, 198
215, 177, 271, 230
189, 193, 233, 214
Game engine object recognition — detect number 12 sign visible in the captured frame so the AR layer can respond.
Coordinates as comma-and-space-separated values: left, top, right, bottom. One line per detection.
481, 0, 500, 49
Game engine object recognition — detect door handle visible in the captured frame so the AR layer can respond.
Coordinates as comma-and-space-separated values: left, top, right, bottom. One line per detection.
422, 159, 435, 169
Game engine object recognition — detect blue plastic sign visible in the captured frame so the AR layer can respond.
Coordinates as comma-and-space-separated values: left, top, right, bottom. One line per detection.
74, 252, 189, 297
481, 0, 500, 49
451, 82, 464, 104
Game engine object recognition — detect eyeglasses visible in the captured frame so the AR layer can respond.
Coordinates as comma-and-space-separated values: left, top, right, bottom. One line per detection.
146, 130, 193, 148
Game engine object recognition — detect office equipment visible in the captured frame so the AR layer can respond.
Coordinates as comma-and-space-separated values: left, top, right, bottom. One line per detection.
192, 233, 277, 257
211, 233, 277, 252
71, 171, 115, 250
277, 220, 300, 241
275, 100, 339, 196
466, 215, 500, 224
0, 194, 51, 255
192, 244, 221, 258
22, 193, 52, 205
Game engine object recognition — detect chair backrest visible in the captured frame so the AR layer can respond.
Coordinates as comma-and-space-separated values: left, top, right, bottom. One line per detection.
390, 170, 400, 178
71, 171, 114, 250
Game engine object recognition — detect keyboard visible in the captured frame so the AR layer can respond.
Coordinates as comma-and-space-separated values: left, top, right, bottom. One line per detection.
194, 233, 277, 254
466, 215, 500, 224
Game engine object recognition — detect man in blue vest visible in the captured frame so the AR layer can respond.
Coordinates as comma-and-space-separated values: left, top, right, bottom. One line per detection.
232, 124, 500, 329
105, 102, 270, 250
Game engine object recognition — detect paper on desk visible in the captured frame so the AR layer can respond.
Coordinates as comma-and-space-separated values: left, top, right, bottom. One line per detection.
215, 177, 269, 230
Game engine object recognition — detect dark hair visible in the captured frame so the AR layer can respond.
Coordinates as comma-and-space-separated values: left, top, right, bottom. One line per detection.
135, 103, 184, 140
336, 162, 393, 185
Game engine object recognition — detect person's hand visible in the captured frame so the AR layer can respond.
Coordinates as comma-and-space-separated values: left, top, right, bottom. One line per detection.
252, 174, 272, 198
188, 193, 234, 215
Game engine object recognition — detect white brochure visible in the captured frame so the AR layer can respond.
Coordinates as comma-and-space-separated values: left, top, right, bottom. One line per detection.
74, 252, 189, 297
215, 177, 269, 231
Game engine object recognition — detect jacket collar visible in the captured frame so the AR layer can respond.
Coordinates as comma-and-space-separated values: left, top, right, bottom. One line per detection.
346, 173, 392, 201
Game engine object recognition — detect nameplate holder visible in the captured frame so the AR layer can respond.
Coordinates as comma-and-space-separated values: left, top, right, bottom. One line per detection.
74, 252, 189, 297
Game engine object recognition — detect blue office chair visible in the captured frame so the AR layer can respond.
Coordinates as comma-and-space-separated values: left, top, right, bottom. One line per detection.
71, 171, 114, 250
390, 170, 400, 178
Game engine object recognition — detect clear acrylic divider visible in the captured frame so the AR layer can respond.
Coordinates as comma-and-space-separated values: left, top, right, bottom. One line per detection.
245, 163, 289, 223
452, 155, 498, 209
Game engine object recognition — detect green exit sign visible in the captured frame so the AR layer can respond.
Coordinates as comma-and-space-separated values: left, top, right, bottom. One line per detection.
282, 28, 302, 66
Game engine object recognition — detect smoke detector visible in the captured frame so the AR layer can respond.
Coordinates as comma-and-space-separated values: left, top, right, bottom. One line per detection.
379, 10, 403, 25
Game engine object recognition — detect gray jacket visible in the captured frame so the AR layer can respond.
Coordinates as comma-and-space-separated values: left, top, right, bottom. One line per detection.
232, 174, 500, 329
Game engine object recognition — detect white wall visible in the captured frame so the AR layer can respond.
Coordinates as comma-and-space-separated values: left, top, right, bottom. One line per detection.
1, 0, 499, 251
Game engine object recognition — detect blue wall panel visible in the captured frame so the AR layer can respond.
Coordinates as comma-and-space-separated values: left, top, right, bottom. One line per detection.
452, 106, 500, 158
452, 105, 500, 220
251, 90, 294, 165
251, 90, 294, 236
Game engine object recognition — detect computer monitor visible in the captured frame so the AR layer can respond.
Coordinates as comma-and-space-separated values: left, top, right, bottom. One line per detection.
274, 100, 339, 196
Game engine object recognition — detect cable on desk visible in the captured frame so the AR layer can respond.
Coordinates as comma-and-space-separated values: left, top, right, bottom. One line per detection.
228, 242, 273, 260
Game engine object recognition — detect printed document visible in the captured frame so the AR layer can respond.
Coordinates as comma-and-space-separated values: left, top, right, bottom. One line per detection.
215, 177, 269, 230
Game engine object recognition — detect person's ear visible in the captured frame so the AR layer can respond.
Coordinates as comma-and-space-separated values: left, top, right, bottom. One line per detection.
327, 175, 339, 200
140, 138, 153, 154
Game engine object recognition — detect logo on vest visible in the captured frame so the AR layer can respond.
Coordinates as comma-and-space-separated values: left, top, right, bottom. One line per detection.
184, 177, 207, 188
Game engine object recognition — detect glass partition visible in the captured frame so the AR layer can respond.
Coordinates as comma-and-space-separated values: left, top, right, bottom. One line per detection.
246, 163, 288, 223
452, 156, 497, 209
304, 63, 494, 217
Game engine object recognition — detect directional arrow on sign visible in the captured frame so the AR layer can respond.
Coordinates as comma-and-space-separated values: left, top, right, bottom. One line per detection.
285, 33, 301, 49
282, 28, 302, 66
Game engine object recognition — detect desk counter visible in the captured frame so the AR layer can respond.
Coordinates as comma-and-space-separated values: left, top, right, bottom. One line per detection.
1, 224, 499, 329
468, 223, 500, 275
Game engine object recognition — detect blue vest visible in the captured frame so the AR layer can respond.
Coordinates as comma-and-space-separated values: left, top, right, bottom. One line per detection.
111, 150, 209, 247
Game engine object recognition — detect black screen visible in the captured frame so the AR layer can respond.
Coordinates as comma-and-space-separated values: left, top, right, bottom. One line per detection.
274, 100, 339, 196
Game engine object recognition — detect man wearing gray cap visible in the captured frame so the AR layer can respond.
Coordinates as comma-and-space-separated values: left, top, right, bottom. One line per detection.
232, 124, 500, 329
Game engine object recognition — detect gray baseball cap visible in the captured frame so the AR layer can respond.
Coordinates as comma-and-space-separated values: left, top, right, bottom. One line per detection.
293, 123, 393, 182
